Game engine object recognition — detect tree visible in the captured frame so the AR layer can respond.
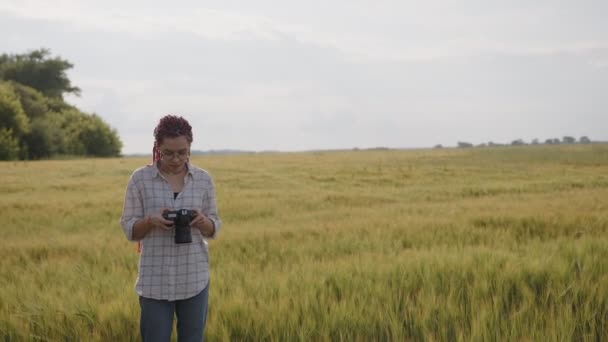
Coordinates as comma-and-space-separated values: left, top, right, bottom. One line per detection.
511, 139, 525, 146
46, 109, 122, 157
23, 115, 65, 159
9, 81, 49, 119
0, 82, 30, 140
78, 114, 122, 156
580, 136, 591, 144
0, 128, 20, 160
458, 141, 473, 148
562, 136, 576, 144
23, 118, 53, 159
0, 48, 81, 99
0, 49, 123, 160
0, 82, 34, 159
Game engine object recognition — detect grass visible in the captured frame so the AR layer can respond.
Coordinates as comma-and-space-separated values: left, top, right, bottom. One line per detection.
1, 144, 607, 341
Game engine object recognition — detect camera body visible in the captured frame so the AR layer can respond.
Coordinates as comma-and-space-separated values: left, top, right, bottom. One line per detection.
163, 209, 195, 244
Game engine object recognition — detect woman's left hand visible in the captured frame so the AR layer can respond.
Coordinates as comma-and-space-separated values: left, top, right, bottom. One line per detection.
191, 209, 214, 237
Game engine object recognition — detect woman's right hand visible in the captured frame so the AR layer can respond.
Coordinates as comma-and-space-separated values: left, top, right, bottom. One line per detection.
133, 208, 174, 240
148, 208, 175, 231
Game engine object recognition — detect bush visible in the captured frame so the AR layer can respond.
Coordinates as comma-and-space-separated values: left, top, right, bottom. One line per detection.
0, 128, 20, 160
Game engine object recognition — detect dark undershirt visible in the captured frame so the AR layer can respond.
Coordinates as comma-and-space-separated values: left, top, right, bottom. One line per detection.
173, 192, 179, 199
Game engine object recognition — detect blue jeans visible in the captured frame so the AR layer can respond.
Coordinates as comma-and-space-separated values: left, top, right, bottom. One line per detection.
139, 284, 209, 342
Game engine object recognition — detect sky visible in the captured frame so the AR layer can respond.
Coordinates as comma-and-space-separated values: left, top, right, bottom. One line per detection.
1, 0, 607, 154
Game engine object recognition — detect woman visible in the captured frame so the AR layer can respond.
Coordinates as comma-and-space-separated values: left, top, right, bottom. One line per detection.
120, 115, 221, 342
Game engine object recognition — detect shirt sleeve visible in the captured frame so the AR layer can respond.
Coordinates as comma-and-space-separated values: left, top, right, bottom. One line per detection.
120, 173, 144, 241
202, 175, 221, 239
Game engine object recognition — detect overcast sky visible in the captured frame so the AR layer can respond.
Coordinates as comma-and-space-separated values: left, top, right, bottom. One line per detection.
2, 1, 607, 153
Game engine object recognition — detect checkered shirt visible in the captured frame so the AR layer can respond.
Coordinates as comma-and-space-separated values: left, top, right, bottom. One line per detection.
120, 162, 221, 300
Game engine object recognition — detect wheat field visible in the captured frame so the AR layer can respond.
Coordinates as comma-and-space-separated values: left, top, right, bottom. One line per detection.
1, 145, 607, 341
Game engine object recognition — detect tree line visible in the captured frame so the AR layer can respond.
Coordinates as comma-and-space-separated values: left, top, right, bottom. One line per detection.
0, 49, 122, 160
451, 136, 594, 149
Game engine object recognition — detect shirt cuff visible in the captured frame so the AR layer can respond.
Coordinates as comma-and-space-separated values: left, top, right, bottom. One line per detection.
206, 217, 219, 239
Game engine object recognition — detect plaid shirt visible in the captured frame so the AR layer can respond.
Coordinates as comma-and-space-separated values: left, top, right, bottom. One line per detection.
120, 162, 221, 300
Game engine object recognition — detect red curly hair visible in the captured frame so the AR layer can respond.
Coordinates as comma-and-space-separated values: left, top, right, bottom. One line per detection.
152, 115, 193, 162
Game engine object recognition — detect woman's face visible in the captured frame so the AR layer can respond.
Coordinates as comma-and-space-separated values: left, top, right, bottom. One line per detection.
158, 135, 190, 170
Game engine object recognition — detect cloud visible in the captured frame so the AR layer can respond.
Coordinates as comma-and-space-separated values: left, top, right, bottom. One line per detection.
0, 1, 285, 42
2, 1, 608, 152
3, 0, 607, 62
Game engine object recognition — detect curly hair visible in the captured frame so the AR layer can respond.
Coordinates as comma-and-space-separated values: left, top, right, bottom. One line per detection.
152, 115, 193, 162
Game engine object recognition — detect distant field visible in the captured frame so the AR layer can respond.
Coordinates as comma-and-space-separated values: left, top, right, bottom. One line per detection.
1, 145, 607, 341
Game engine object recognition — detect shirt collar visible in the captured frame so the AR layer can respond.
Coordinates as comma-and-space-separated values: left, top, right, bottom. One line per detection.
153, 161, 193, 178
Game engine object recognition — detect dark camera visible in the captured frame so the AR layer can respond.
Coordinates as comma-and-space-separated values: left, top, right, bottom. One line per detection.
163, 209, 195, 244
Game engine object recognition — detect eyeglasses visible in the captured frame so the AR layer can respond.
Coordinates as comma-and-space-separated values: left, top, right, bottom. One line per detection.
160, 149, 189, 160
